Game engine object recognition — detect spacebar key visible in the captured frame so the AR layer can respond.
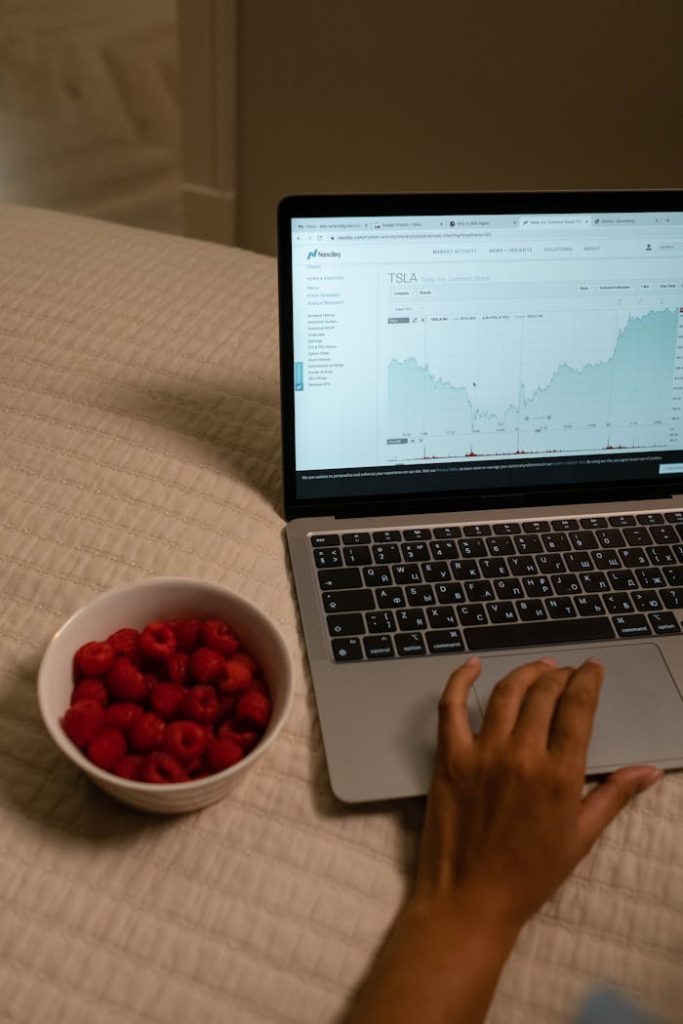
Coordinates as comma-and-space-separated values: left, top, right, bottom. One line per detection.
464, 616, 615, 651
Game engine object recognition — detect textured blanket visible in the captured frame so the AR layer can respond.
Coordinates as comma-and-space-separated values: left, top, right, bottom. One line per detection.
1, 203, 681, 1024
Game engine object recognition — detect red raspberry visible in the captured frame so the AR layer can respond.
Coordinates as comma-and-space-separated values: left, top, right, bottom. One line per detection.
141, 751, 188, 784
189, 647, 226, 685
87, 728, 126, 771
217, 723, 260, 753
73, 641, 114, 679
206, 736, 244, 772
235, 689, 271, 730
71, 678, 108, 705
187, 758, 210, 780
149, 681, 185, 720
201, 619, 240, 657
107, 657, 148, 703
62, 699, 106, 748
218, 659, 253, 694
166, 651, 190, 685
169, 617, 202, 653
140, 621, 177, 661
104, 702, 144, 732
179, 685, 219, 724
113, 754, 144, 780
163, 720, 208, 763
107, 628, 142, 662
216, 694, 237, 721
231, 651, 260, 674
128, 712, 166, 753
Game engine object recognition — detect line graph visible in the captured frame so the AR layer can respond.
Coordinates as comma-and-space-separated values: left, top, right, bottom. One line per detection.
386, 308, 680, 460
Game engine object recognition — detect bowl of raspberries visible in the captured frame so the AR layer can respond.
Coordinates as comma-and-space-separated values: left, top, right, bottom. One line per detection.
38, 577, 293, 813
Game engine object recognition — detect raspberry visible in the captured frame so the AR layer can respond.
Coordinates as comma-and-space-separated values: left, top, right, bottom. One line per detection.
107, 657, 148, 703
166, 651, 189, 685
128, 712, 166, 753
73, 641, 114, 679
163, 720, 208, 763
218, 659, 253, 694
201, 619, 240, 657
216, 694, 237, 721
104, 702, 144, 732
71, 678, 108, 705
113, 754, 144, 780
235, 689, 271, 730
231, 651, 260, 674
87, 728, 127, 771
187, 758, 210, 780
140, 621, 176, 661
206, 736, 244, 772
62, 699, 106, 748
107, 628, 142, 662
141, 751, 188, 784
149, 681, 185, 720
169, 617, 202, 653
179, 685, 219, 724
217, 723, 260, 753
189, 647, 226, 685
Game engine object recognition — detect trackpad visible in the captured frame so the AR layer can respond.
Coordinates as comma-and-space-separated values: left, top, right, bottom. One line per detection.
473, 644, 683, 772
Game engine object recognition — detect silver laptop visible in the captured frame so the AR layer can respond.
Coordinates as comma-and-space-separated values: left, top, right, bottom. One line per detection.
277, 191, 683, 803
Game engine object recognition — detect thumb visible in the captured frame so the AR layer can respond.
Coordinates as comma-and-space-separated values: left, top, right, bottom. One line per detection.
578, 765, 663, 850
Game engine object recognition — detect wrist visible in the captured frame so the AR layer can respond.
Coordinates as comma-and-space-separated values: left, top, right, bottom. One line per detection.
405, 889, 523, 956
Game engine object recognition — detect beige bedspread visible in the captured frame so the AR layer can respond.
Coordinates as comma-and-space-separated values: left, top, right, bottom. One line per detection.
1, 203, 681, 1024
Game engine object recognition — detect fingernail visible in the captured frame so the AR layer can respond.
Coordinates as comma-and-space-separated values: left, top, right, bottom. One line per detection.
643, 768, 664, 788
540, 657, 556, 666
586, 657, 603, 667
466, 656, 481, 666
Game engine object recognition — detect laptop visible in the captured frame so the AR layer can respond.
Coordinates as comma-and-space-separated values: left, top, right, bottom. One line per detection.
277, 190, 683, 803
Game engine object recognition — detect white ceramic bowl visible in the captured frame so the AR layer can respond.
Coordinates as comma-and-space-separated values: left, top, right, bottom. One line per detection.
38, 577, 293, 813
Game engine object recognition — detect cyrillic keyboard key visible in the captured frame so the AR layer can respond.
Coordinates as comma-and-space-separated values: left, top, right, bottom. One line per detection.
580, 572, 610, 592
466, 580, 495, 601
435, 582, 466, 603
363, 566, 392, 587
422, 561, 451, 582
318, 568, 362, 590
547, 597, 576, 618
464, 616, 614, 650
458, 603, 488, 626
604, 593, 634, 614
636, 568, 664, 588
613, 614, 651, 638
323, 589, 375, 613
575, 595, 605, 616
608, 570, 637, 590
488, 601, 518, 623
517, 599, 547, 620
523, 575, 552, 598
494, 578, 524, 600
406, 584, 436, 606
393, 563, 423, 584
426, 629, 465, 653
632, 590, 662, 612
376, 587, 406, 609
428, 605, 458, 628
332, 637, 363, 661
397, 609, 427, 630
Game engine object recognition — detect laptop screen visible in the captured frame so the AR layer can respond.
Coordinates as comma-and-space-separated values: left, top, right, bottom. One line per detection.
278, 193, 683, 517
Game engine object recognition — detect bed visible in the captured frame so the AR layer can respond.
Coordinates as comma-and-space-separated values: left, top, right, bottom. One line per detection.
1, 202, 681, 1024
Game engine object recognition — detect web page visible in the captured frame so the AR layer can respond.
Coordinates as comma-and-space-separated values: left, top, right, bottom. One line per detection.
290, 211, 683, 498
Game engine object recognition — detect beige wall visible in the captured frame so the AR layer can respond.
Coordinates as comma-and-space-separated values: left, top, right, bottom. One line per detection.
181, 0, 683, 255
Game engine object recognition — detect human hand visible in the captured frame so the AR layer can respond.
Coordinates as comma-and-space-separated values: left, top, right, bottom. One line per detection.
413, 656, 663, 934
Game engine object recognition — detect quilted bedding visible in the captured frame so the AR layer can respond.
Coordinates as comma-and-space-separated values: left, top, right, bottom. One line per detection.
1, 202, 681, 1024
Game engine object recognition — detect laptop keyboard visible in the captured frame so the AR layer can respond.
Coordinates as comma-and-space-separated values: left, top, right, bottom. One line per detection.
311, 512, 683, 661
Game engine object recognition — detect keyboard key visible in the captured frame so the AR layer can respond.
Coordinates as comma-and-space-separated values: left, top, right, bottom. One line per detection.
366, 611, 396, 633
434, 526, 462, 538
342, 531, 371, 545
344, 545, 372, 566
323, 589, 375, 613
393, 563, 423, 584
422, 561, 451, 582
479, 557, 508, 578
537, 554, 566, 574
604, 593, 634, 614
311, 533, 340, 547
458, 603, 488, 626
488, 601, 518, 623
607, 569, 637, 590
314, 547, 342, 568
464, 616, 614, 650
318, 568, 362, 590
327, 613, 365, 637
661, 588, 683, 609
649, 611, 681, 634
664, 566, 683, 586
623, 527, 651, 545
463, 523, 491, 536
331, 637, 363, 661
515, 534, 543, 554
648, 545, 675, 566
636, 513, 664, 526
547, 597, 576, 618
613, 614, 651, 638
571, 530, 598, 550
608, 515, 635, 527
636, 568, 665, 588
650, 525, 678, 544
363, 635, 394, 658
517, 599, 547, 620
523, 520, 551, 533
373, 543, 401, 563
397, 609, 427, 630
401, 542, 431, 561
430, 539, 458, 559
435, 582, 466, 603
565, 552, 594, 572
395, 633, 426, 656
552, 573, 581, 595
580, 516, 608, 529
376, 587, 406, 609
426, 629, 465, 653
580, 572, 610, 592
494, 578, 524, 600
451, 558, 480, 580
493, 522, 521, 534
406, 585, 436, 606
372, 529, 401, 542
632, 590, 662, 612
459, 538, 487, 558
593, 550, 622, 570
508, 556, 537, 576
523, 575, 553, 598
428, 605, 459, 628
363, 565, 393, 587
575, 595, 605, 616
543, 533, 571, 552
403, 527, 432, 541
551, 518, 580, 531
665, 511, 683, 523
465, 580, 496, 601
596, 529, 624, 548
487, 536, 515, 556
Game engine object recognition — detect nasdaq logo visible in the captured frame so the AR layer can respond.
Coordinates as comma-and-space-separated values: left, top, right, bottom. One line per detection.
307, 249, 340, 259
